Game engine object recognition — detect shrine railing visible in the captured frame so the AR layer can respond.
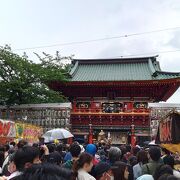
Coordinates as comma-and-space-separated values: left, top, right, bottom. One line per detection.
72, 108, 150, 114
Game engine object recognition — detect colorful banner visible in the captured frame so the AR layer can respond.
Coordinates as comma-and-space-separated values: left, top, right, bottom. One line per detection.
15, 122, 43, 143
0, 119, 43, 143
23, 124, 43, 143
0, 119, 16, 137
15, 122, 24, 138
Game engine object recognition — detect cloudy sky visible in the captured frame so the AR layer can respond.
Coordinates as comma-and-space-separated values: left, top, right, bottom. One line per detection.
0, 0, 180, 103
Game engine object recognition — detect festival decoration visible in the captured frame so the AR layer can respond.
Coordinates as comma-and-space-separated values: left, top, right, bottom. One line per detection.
0, 119, 16, 137
0, 119, 43, 144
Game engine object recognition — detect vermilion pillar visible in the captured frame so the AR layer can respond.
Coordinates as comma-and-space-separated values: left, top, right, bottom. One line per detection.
89, 123, 93, 144
131, 124, 136, 147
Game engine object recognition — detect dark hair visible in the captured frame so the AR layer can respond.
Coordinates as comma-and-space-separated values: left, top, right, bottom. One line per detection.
112, 161, 128, 180
4, 144, 10, 152
128, 156, 137, 167
158, 174, 179, 180
109, 147, 122, 164
10, 142, 16, 147
70, 144, 81, 158
163, 155, 175, 169
137, 150, 149, 164
32, 143, 39, 148
167, 175, 179, 180
73, 152, 93, 174
48, 151, 62, 165
17, 140, 28, 149
0, 151, 4, 167
149, 146, 161, 162
153, 164, 173, 180
47, 144, 55, 153
126, 145, 131, 153
14, 146, 40, 171
14, 163, 72, 180
94, 162, 111, 180
0, 145, 5, 152
132, 146, 140, 156
120, 145, 128, 158
56, 144, 63, 152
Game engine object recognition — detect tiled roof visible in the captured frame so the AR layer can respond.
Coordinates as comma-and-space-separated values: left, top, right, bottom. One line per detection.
69, 57, 180, 82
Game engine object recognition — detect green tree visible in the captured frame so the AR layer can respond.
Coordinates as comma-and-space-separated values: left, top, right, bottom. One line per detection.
0, 45, 72, 106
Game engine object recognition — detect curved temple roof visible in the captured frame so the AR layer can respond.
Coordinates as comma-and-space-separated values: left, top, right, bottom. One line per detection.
69, 56, 180, 82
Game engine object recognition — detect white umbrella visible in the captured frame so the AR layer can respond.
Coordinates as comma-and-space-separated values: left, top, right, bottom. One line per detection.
43, 128, 73, 143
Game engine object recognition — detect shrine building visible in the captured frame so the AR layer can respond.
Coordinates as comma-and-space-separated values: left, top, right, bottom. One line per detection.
49, 56, 180, 145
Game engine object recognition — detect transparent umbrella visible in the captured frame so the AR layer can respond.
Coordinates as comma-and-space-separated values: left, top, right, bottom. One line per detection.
43, 128, 73, 143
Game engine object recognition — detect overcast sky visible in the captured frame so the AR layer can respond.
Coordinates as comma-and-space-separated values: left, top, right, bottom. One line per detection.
0, 0, 180, 103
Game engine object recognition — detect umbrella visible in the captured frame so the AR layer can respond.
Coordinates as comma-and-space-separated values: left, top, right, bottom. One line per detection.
43, 128, 73, 143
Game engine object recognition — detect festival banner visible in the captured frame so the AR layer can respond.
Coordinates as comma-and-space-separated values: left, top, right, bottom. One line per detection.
0, 119, 43, 143
0, 119, 16, 137
23, 124, 43, 143
15, 122, 43, 143
156, 112, 180, 144
15, 122, 25, 139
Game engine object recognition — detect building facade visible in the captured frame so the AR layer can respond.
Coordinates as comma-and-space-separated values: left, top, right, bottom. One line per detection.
49, 56, 180, 145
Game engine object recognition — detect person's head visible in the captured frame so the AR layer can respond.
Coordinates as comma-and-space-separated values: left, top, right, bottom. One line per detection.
69, 144, 81, 158
148, 146, 161, 162
0, 145, 5, 152
73, 152, 93, 173
132, 146, 140, 156
85, 144, 97, 157
137, 150, 149, 164
120, 145, 128, 158
14, 146, 41, 172
94, 162, 112, 180
112, 161, 129, 180
17, 140, 28, 149
48, 151, 62, 165
56, 144, 63, 152
128, 156, 137, 167
32, 143, 39, 148
0, 151, 4, 167
153, 164, 173, 180
8, 153, 17, 174
125, 145, 131, 153
47, 144, 55, 153
163, 155, 175, 169
158, 174, 178, 180
10, 142, 16, 147
14, 163, 72, 180
108, 147, 122, 164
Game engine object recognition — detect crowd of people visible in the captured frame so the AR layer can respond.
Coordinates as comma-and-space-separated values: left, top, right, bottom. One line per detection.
0, 140, 179, 180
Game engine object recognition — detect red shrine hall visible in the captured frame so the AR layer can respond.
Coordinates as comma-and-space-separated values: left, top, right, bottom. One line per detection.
49, 56, 180, 145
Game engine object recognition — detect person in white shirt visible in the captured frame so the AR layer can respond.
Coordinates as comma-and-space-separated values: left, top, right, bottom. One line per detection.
74, 152, 95, 180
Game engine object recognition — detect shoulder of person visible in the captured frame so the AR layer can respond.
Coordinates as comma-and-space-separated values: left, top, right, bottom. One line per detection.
141, 163, 149, 174
62, 160, 73, 168
173, 169, 180, 178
